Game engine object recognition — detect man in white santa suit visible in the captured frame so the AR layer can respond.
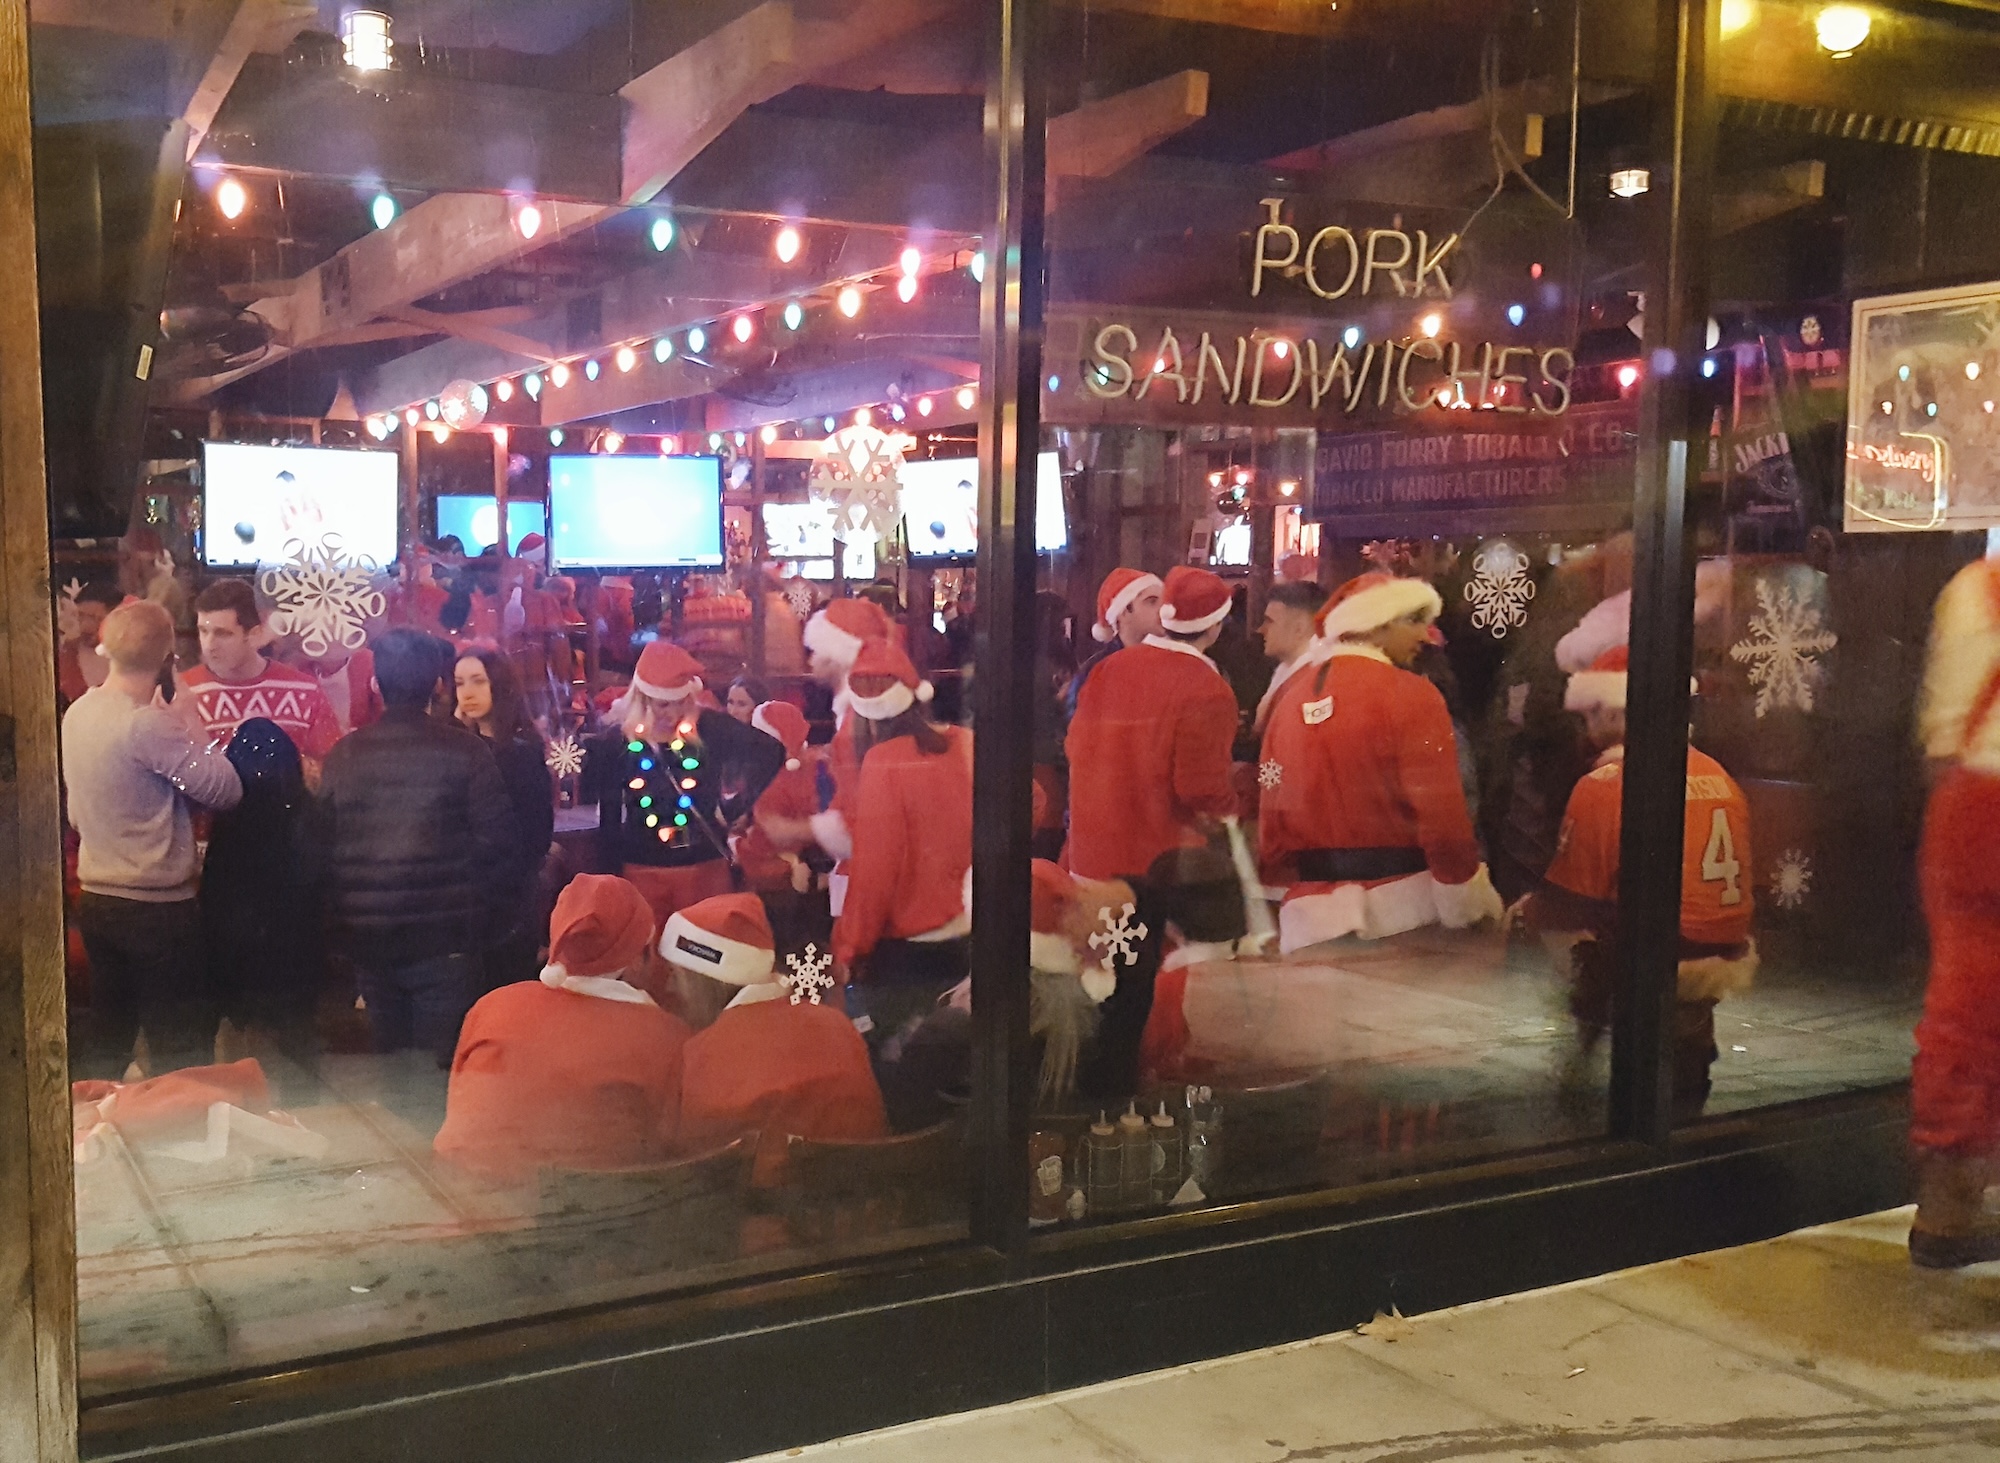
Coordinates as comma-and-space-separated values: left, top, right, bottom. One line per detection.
801, 596, 895, 915
1065, 565, 1240, 883
1259, 572, 1502, 953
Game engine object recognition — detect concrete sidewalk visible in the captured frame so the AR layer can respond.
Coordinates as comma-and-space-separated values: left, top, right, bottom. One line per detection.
752, 1208, 2000, 1462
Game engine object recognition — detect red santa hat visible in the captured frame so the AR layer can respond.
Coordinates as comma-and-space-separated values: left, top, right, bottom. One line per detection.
1091, 567, 1164, 643
803, 596, 892, 667
1316, 571, 1444, 641
541, 874, 657, 984
751, 699, 809, 771
1158, 565, 1232, 634
1563, 643, 1695, 712
1031, 860, 1082, 975
658, 892, 776, 986
845, 639, 933, 721
516, 532, 545, 556
630, 639, 704, 703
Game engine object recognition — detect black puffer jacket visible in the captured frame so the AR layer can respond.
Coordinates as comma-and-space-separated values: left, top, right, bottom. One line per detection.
306, 707, 517, 965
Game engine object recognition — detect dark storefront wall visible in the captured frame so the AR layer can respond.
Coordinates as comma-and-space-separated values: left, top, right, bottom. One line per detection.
1, 0, 1979, 1459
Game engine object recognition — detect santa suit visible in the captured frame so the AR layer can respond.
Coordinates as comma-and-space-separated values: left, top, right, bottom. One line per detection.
1914, 558, 2000, 1154
1259, 645, 1499, 951
832, 725, 974, 966
432, 979, 691, 1185
1065, 637, 1239, 880
678, 985, 888, 1186
738, 756, 821, 893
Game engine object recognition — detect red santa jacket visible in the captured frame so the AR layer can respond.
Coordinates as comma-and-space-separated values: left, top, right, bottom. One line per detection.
432, 981, 691, 1185
737, 757, 820, 892
678, 991, 888, 1185
832, 725, 973, 965
1064, 637, 1239, 880
1258, 645, 1495, 948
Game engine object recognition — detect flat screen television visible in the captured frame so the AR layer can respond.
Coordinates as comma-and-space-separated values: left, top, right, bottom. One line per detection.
435, 495, 549, 556
761, 501, 835, 560
899, 452, 1067, 560
201, 442, 400, 568
548, 454, 725, 570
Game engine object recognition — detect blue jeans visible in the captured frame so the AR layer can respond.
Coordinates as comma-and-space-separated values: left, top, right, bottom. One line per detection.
354, 951, 475, 1066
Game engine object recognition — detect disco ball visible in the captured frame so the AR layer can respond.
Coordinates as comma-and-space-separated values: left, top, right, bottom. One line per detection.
438, 379, 489, 430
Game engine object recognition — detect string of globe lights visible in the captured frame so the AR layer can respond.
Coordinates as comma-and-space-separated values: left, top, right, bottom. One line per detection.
355, 212, 986, 447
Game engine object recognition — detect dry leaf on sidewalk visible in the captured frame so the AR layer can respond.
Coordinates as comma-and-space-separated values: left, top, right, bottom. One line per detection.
1357, 1306, 1414, 1341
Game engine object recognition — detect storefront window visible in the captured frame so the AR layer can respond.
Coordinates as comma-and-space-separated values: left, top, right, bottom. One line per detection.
1681, 0, 1999, 1117
48, 3, 982, 1393
1020, 0, 1664, 1223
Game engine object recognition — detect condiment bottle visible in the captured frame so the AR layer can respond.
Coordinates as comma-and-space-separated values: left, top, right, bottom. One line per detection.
1149, 1101, 1184, 1203
1028, 1129, 1068, 1225
1184, 1085, 1222, 1194
1117, 1102, 1151, 1209
1083, 1112, 1121, 1216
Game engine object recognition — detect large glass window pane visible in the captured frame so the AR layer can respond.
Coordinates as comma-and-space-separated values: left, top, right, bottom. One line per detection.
1022, 0, 1667, 1225
1684, 0, 2000, 1119
46, 2, 990, 1394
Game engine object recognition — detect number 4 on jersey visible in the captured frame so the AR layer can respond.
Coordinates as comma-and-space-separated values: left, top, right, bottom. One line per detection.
1700, 807, 1743, 906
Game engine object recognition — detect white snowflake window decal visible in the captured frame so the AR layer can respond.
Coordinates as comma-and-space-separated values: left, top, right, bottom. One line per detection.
1089, 903, 1149, 968
258, 535, 385, 658
1728, 578, 1836, 718
545, 734, 586, 778
808, 425, 906, 546
1463, 541, 1536, 639
1257, 759, 1284, 791
784, 943, 836, 1005
1770, 849, 1813, 910
784, 581, 816, 619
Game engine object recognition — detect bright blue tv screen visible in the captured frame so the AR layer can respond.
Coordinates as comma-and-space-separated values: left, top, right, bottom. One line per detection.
548, 455, 724, 570
435, 495, 548, 555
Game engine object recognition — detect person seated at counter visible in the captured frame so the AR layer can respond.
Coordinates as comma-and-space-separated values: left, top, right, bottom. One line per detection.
662, 892, 886, 1186
432, 874, 690, 1185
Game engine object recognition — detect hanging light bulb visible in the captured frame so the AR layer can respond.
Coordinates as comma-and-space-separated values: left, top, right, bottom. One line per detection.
341, 9, 392, 70
404, 407, 420, 425
708, 432, 723, 450
370, 192, 397, 230
732, 314, 755, 344
760, 424, 778, 445
550, 362, 570, 388
917, 395, 933, 417
585, 359, 602, 381
430, 422, 449, 442
523, 372, 543, 400
900, 246, 922, 277
955, 385, 975, 410
837, 286, 862, 318
601, 431, 623, 453
890, 404, 906, 422
548, 427, 565, 447
823, 416, 836, 432
649, 214, 675, 252
494, 378, 514, 403
660, 435, 679, 455
855, 407, 872, 426
424, 399, 440, 420
775, 225, 802, 263
969, 250, 986, 283
615, 345, 637, 373
514, 201, 543, 239
365, 415, 390, 440
1342, 325, 1362, 349
1419, 313, 1442, 338
1815, 4, 1871, 56
783, 300, 804, 331
687, 326, 707, 355
215, 176, 248, 220
654, 337, 674, 363
897, 274, 918, 303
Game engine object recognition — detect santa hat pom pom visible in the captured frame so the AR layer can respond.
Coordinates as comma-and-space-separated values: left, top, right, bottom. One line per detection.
916, 680, 934, 704
785, 756, 801, 772
1091, 620, 1115, 643
539, 961, 568, 986
1080, 966, 1117, 1004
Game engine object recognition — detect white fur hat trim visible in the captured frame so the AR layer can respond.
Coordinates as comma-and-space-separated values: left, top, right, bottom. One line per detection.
1094, 572, 1164, 643
631, 672, 700, 703
658, 910, 775, 986
803, 610, 864, 666
1321, 577, 1443, 640
1158, 599, 1231, 634
846, 679, 933, 720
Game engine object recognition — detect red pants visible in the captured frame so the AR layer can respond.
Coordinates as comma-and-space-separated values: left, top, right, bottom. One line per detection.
623, 860, 734, 933
1914, 770, 2000, 1154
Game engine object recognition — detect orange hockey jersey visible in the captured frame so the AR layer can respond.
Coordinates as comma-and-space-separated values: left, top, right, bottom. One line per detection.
432, 982, 691, 1185
1064, 637, 1239, 881
678, 991, 888, 1185
1258, 645, 1497, 950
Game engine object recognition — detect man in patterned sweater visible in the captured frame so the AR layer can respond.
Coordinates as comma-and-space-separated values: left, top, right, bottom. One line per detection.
180, 578, 342, 772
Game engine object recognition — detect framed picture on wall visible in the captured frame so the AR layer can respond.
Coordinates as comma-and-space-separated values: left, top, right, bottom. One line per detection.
1846, 279, 2000, 532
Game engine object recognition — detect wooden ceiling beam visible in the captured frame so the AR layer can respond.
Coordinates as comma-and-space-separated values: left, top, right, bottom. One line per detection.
177, 0, 314, 160
1047, 69, 1208, 206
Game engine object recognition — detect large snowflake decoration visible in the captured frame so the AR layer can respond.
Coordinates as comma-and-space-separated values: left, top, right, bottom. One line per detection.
258, 536, 385, 658
784, 943, 836, 1006
784, 580, 817, 619
545, 734, 586, 778
1257, 759, 1284, 791
1463, 541, 1536, 639
1770, 849, 1813, 910
1089, 903, 1149, 968
809, 425, 906, 546
1728, 578, 1837, 718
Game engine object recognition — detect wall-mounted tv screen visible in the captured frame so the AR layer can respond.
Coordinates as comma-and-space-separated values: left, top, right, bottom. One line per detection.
899, 453, 1067, 560
548, 455, 724, 570
201, 442, 400, 568
762, 501, 835, 560
435, 495, 549, 555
